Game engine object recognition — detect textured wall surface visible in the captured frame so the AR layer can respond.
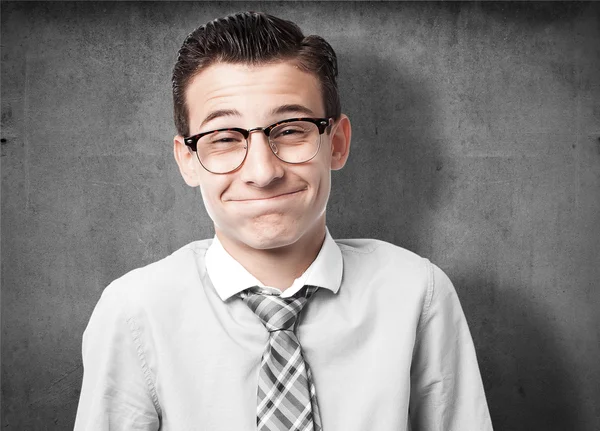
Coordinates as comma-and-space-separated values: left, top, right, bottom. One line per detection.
2, 2, 599, 430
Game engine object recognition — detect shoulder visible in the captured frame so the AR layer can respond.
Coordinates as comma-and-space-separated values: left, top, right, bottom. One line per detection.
335, 237, 452, 303
99, 239, 213, 312
336, 237, 427, 273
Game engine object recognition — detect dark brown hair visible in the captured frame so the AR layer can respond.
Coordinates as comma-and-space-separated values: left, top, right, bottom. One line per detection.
172, 11, 341, 137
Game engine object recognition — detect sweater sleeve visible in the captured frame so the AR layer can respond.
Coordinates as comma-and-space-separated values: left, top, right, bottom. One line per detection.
409, 262, 493, 431
74, 283, 161, 431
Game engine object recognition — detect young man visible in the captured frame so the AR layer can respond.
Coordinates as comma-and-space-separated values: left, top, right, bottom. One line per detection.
75, 12, 493, 431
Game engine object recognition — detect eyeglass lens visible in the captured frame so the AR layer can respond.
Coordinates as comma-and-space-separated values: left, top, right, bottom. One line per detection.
196, 120, 321, 174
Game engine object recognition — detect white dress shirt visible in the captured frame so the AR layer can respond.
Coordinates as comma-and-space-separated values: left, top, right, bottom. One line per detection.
75, 231, 493, 430
205, 230, 343, 300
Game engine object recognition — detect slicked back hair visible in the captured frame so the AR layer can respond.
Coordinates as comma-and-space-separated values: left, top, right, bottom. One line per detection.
172, 11, 341, 137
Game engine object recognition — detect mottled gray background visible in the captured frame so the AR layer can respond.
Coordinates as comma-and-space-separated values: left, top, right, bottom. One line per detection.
2, 1, 599, 430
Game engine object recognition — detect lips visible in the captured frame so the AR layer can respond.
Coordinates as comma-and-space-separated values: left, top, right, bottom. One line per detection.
227, 189, 306, 202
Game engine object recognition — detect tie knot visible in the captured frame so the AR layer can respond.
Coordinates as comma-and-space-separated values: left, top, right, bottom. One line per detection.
241, 285, 319, 332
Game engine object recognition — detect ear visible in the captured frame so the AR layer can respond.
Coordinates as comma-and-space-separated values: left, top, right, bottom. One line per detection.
173, 135, 201, 187
329, 114, 352, 171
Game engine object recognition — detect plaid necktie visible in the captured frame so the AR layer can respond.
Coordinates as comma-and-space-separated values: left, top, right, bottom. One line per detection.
240, 285, 322, 431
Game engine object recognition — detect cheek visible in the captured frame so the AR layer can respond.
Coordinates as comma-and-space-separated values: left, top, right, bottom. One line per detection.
318, 173, 332, 203
198, 180, 227, 215
198, 187, 214, 219
304, 165, 332, 204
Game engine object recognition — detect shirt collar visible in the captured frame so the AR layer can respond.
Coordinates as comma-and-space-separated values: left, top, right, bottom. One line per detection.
205, 229, 343, 301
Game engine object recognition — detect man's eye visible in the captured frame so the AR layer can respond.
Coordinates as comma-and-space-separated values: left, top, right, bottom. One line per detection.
274, 127, 305, 139
208, 133, 243, 144
281, 128, 302, 135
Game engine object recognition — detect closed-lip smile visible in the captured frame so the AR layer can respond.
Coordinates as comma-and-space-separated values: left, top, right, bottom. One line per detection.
229, 189, 306, 202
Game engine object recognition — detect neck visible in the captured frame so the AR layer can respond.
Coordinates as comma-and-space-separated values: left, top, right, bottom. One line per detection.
216, 223, 326, 292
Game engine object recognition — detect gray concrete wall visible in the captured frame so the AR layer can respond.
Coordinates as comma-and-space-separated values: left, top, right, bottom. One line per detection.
2, 2, 599, 430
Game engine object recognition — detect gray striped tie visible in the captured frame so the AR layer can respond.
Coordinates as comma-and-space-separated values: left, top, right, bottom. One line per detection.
241, 285, 322, 431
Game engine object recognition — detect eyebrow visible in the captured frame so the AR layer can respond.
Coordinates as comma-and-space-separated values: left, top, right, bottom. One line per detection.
198, 104, 318, 131
269, 104, 317, 117
200, 109, 241, 128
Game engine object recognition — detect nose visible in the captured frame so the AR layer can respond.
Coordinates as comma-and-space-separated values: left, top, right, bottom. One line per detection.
238, 131, 284, 187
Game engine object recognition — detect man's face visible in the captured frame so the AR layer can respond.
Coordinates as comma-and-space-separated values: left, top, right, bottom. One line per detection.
174, 61, 351, 252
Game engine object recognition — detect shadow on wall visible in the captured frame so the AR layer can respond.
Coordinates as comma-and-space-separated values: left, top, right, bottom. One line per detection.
329, 51, 582, 430
329, 49, 450, 254
464, 274, 583, 431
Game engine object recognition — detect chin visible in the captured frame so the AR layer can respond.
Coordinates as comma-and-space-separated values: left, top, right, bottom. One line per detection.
242, 217, 303, 250
246, 229, 298, 250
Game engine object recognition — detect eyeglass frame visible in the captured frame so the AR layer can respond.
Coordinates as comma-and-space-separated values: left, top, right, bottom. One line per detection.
183, 117, 333, 174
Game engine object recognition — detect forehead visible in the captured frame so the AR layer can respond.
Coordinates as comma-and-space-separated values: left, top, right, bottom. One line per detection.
185, 61, 325, 130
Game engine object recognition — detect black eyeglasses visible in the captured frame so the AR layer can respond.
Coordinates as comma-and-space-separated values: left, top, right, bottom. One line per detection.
184, 117, 332, 174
